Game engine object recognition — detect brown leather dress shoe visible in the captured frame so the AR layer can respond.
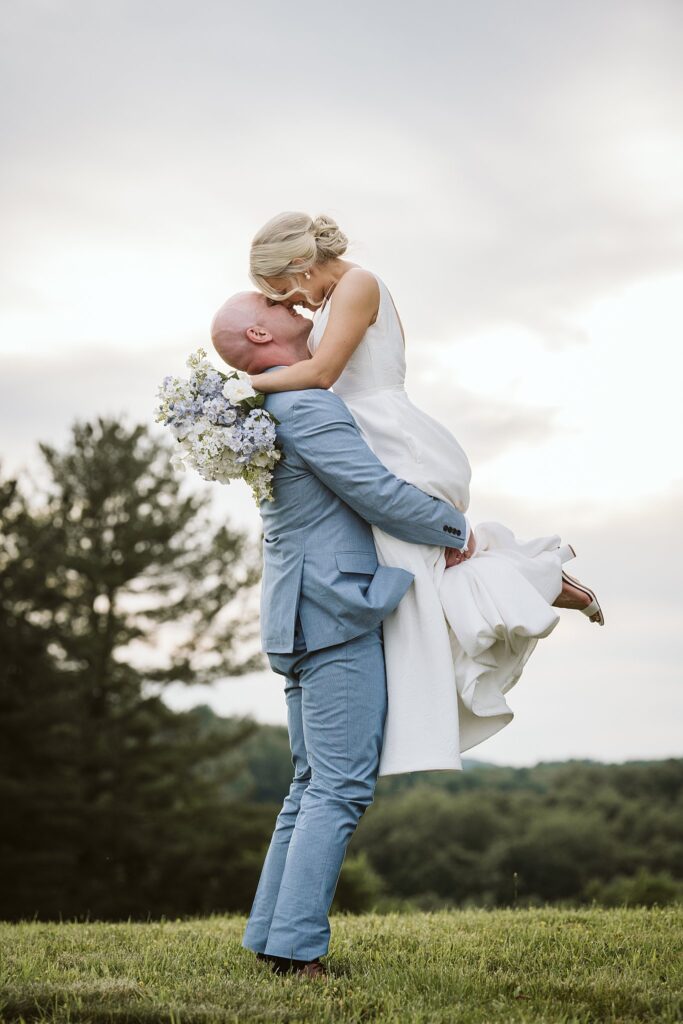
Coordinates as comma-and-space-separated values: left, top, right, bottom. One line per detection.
292, 958, 327, 979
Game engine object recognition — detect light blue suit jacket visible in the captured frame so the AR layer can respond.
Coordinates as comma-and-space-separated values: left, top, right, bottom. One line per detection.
258, 381, 468, 654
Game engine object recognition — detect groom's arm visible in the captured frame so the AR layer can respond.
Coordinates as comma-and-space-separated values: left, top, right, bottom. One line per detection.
289, 391, 467, 549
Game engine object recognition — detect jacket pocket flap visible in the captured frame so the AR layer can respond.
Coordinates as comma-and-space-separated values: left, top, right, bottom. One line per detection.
335, 551, 378, 575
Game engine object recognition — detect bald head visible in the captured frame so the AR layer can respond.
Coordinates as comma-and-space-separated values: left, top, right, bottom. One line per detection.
210, 290, 312, 373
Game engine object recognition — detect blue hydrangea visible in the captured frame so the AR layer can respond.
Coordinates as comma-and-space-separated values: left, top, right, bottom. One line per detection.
154, 348, 281, 502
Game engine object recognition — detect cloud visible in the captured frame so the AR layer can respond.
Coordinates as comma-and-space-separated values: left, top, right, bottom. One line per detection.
0, 348, 169, 471
1, 0, 682, 356
408, 371, 559, 465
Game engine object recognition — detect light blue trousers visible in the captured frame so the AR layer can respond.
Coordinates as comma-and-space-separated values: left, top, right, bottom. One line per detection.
242, 621, 386, 961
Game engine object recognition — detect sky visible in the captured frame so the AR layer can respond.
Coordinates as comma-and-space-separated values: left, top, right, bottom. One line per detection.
1, 0, 682, 766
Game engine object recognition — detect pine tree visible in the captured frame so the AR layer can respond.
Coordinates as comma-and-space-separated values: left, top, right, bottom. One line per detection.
0, 418, 271, 919
0, 470, 83, 917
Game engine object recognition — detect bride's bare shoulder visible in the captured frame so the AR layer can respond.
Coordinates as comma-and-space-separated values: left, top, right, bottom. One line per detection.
334, 267, 380, 299
329, 268, 380, 320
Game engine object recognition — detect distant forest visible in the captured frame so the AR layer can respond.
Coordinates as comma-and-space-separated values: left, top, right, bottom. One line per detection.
3, 692, 682, 919
224, 712, 683, 914
2, 418, 681, 921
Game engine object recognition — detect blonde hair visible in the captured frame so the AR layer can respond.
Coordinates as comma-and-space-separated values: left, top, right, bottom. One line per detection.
249, 212, 349, 303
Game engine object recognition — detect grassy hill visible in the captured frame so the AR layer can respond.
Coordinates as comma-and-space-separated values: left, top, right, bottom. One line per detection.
1, 908, 681, 1023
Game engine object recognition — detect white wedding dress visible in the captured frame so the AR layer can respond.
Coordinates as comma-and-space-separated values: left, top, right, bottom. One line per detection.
308, 271, 566, 775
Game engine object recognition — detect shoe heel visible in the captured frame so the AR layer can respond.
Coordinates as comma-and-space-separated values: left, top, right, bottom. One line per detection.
557, 543, 576, 563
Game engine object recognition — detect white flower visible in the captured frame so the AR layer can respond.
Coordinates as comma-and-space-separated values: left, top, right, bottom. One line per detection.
222, 372, 256, 404
186, 422, 206, 444
251, 451, 272, 467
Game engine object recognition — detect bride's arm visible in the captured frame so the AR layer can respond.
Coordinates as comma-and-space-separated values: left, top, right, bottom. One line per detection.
250, 269, 380, 393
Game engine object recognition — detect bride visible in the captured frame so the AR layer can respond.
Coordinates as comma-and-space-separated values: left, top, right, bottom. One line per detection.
247, 211, 604, 776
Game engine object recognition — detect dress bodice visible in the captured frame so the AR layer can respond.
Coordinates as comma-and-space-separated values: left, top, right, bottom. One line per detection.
307, 271, 407, 400
307, 267, 472, 513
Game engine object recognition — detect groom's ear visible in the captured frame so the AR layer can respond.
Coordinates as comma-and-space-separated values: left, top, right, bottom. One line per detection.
246, 326, 273, 344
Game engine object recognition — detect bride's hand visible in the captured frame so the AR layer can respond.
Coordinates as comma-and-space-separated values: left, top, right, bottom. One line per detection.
444, 546, 467, 568
444, 523, 476, 568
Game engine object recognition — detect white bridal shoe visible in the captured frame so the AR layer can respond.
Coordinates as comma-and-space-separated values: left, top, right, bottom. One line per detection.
557, 543, 605, 625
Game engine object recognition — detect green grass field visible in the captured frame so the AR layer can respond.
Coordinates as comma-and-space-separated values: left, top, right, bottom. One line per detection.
1, 908, 681, 1023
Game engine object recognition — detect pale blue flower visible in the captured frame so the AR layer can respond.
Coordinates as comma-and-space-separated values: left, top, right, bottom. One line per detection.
154, 349, 281, 502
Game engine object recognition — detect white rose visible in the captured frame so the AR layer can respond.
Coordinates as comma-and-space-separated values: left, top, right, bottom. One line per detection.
222, 372, 256, 404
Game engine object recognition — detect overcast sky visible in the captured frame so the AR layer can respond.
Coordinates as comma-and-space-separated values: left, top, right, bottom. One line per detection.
2, 0, 681, 766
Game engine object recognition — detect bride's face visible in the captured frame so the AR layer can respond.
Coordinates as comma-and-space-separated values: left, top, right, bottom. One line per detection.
263, 266, 328, 312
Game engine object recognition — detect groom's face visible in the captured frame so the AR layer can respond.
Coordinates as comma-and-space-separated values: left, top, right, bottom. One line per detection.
211, 291, 313, 373
260, 294, 312, 345
254, 293, 313, 352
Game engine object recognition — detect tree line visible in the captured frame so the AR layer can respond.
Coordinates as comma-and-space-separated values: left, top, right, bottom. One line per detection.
1, 419, 680, 921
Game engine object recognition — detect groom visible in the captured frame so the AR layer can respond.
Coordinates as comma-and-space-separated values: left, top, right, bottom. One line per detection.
211, 292, 469, 978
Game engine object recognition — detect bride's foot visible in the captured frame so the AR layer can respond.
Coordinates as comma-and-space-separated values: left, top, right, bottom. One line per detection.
554, 578, 593, 611
553, 572, 604, 625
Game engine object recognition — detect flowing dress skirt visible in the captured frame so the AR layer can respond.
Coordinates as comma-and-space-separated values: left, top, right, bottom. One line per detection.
341, 387, 565, 776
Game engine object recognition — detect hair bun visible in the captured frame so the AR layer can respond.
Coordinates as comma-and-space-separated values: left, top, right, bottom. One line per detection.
311, 214, 348, 260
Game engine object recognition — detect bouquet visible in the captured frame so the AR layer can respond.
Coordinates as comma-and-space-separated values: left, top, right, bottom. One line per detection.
154, 349, 281, 502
